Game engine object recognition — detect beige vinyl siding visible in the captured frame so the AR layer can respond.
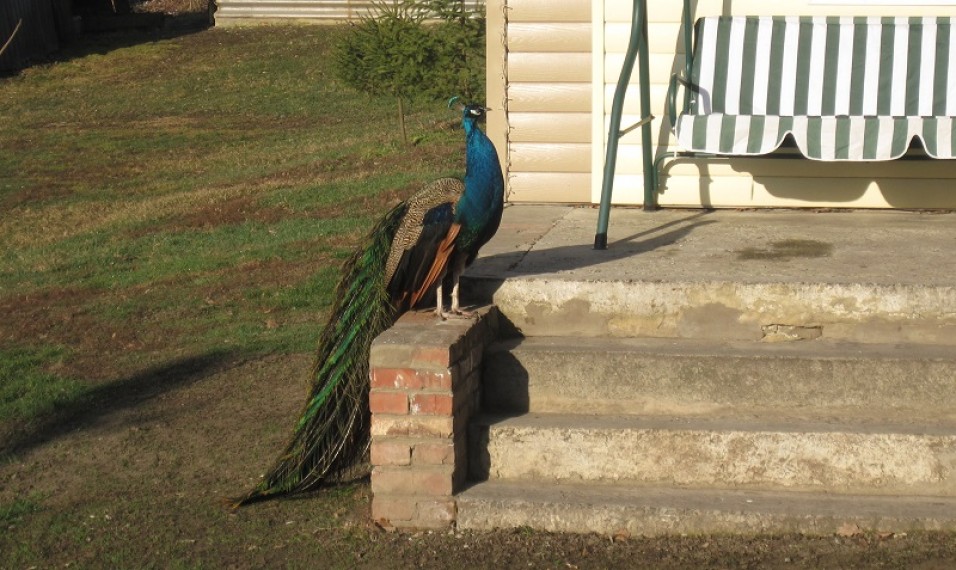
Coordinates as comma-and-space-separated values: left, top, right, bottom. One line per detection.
509, 23, 591, 52
508, 0, 589, 23
510, 143, 591, 172
600, 0, 956, 208
509, 173, 593, 202
493, 0, 593, 203
509, 53, 591, 82
508, 84, 592, 113
510, 113, 591, 143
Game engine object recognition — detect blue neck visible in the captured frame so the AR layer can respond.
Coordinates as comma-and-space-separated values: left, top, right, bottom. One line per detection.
458, 117, 504, 224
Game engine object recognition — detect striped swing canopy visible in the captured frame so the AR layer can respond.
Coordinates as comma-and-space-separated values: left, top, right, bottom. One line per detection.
674, 16, 956, 161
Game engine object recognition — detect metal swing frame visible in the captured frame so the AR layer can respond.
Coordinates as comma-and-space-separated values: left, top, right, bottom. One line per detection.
595, 0, 694, 249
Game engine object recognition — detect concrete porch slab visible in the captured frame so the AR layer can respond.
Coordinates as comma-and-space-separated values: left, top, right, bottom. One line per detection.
468, 205, 956, 286
464, 206, 956, 343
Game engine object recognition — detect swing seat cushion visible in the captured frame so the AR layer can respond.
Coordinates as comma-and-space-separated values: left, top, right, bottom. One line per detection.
674, 16, 956, 160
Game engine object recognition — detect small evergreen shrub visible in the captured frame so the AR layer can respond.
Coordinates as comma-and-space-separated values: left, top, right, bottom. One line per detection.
334, 0, 486, 141
421, 1, 485, 102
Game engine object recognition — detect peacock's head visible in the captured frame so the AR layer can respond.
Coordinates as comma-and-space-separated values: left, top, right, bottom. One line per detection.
449, 97, 489, 124
463, 104, 487, 121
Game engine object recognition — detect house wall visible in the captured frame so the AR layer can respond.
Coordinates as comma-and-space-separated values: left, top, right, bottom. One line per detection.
215, 0, 484, 24
490, 0, 956, 208
487, 0, 593, 203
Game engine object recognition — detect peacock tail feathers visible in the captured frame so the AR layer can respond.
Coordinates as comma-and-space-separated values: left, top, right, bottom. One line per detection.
234, 203, 407, 506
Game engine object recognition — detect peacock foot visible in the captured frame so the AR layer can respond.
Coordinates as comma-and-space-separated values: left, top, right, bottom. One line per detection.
434, 307, 476, 320
448, 308, 477, 319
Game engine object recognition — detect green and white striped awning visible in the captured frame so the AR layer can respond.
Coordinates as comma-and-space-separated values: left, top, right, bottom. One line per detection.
675, 16, 956, 160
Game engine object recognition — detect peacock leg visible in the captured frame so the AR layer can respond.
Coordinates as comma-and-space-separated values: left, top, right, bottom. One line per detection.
450, 273, 461, 313
434, 281, 445, 318
449, 261, 475, 318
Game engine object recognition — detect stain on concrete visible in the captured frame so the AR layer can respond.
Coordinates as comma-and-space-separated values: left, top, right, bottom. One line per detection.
761, 324, 823, 342
676, 303, 757, 340
737, 239, 834, 261
523, 298, 609, 336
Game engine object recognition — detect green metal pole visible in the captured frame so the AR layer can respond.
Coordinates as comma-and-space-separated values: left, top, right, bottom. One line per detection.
637, 0, 655, 212
683, 0, 693, 110
595, 0, 652, 250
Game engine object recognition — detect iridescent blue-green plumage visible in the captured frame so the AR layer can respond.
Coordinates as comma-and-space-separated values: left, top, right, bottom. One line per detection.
235, 104, 502, 505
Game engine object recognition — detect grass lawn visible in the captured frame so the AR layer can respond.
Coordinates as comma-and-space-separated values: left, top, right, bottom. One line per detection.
2, 21, 956, 569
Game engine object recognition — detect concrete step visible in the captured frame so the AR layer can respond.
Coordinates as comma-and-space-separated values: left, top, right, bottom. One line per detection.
469, 413, 956, 496
464, 207, 956, 346
482, 336, 956, 420
466, 277, 956, 345
456, 480, 956, 535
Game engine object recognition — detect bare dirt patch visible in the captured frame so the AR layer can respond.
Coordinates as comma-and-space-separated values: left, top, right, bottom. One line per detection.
1, 182, 76, 210
160, 193, 293, 233
0, 251, 336, 384
0, 287, 108, 350
0, 285, 179, 378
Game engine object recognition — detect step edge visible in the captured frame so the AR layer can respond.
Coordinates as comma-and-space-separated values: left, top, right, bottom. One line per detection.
486, 336, 956, 361
456, 480, 956, 534
472, 412, 956, 436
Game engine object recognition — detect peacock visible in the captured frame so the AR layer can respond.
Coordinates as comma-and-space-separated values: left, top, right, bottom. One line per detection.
235, 101, 504, 505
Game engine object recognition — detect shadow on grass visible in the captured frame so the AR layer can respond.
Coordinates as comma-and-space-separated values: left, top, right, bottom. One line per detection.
1, 350, 237, 458
1, 12, 211, 77
59, 13, 210, 58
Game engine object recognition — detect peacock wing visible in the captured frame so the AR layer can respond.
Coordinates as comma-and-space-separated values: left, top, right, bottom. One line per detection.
385, 177, 464, 309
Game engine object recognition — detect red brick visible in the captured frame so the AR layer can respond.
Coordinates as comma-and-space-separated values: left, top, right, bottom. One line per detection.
412, 346, 453, 367
371, 467, 454, 496
415, 499, 456, 525
452, 370, 479, 403
373, 498, 457, 530
409, 393, 454, 416
371, 368, 451, 390
371, 414, 453, 438
418, 370, 452, 390
371, 440, 411, 466
413, 441, 454, 465
372, 495, 416, 523
370, 368, 405, 389
369, 391, 408, 415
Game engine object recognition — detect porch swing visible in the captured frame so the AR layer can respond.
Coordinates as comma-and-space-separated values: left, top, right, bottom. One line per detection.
596, 0, 956, 248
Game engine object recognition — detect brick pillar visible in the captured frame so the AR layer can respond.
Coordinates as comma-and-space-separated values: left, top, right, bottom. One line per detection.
369, 306, 498, 530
